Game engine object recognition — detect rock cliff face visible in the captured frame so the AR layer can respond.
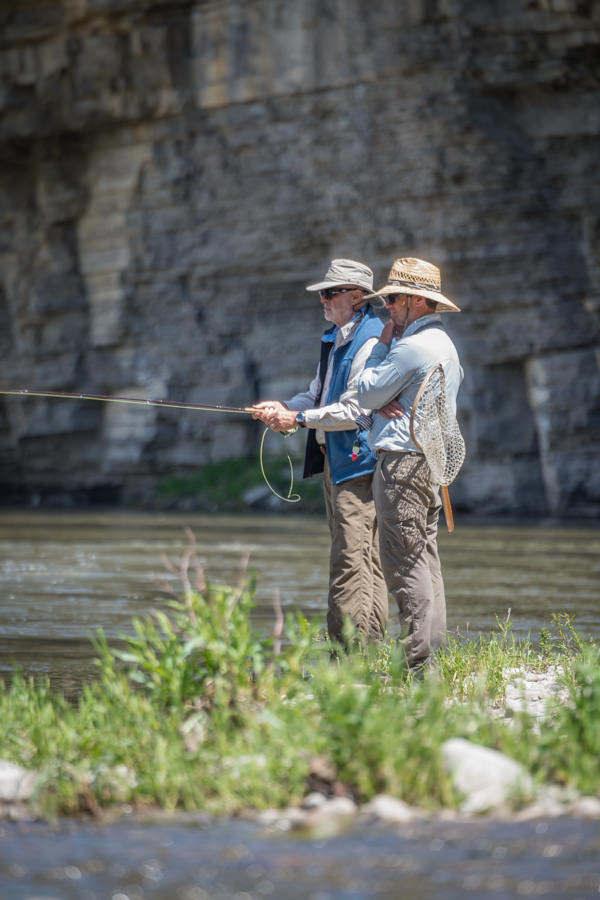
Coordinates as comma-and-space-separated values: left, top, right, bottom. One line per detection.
0, 0, 598, 517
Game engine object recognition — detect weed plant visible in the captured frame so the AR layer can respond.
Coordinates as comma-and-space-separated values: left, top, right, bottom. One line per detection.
533, 645, 600, 795
0, 556, 598, 819
436, 612, 583, 702
155, 455, 325, 513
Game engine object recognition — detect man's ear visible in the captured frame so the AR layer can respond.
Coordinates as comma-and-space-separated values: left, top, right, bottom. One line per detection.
352, 291, 367, 310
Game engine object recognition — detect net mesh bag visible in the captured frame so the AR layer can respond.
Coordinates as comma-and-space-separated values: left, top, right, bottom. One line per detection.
410, 364, 466, 486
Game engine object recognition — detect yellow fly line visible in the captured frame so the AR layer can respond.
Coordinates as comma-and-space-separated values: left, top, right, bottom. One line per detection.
258, 426, 301, 504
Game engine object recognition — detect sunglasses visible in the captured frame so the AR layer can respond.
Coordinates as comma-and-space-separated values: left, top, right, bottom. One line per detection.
385, 293, 404, 306
319, 287, 355, 300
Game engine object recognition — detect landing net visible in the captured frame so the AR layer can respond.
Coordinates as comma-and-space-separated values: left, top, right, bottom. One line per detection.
409, 364, 465, 486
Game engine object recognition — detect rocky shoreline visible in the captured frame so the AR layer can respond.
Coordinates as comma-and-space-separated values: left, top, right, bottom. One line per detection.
3, 665, 599, 833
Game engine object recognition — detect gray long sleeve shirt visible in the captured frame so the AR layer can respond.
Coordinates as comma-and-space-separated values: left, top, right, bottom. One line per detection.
357, 314, 463, 453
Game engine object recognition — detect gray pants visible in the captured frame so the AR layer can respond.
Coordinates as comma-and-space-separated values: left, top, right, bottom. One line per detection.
323, 456, 388, 644
373, 451, 446, 667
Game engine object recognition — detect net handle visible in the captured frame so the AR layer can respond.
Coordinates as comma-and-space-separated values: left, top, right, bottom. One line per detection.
409, 363, 455, 534
440, 486, 454, 533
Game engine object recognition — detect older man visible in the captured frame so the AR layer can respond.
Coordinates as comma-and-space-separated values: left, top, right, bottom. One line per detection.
357, 257, 463, 670
252, 259, 388, 645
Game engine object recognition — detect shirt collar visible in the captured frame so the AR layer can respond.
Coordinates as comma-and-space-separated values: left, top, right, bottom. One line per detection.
322, 310, 365, 345
337, 315, 359, 343
323, 310, 362, 345
403, 313, 442, 339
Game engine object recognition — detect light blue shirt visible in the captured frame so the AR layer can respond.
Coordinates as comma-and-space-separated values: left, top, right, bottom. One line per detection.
357, 314, 463, 452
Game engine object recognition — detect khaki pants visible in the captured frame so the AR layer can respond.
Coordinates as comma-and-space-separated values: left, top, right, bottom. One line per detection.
373, 451, 446, 667
323, 456, 388, 644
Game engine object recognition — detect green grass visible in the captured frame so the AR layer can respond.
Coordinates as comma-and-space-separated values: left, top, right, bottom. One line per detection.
155, 455, 325, 513
436, 612, 581, 702
1, 558, 598, 820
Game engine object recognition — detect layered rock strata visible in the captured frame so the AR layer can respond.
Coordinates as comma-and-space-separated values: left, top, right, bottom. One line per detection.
0, 0, 598, 516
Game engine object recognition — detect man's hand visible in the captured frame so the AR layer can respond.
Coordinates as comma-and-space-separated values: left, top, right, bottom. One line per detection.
377, 399, 405, 420
250, 400, 287, 422
378, 321, 396, 348
249, 401, 299, 432
268, 408, 301, 432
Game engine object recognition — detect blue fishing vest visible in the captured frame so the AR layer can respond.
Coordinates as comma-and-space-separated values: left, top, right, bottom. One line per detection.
303, 307, 382, 485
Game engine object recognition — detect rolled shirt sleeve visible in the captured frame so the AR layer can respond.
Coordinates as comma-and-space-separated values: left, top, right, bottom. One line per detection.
285, 336, 379, 431
357, 341, 421, 410
357, 315, 463, 453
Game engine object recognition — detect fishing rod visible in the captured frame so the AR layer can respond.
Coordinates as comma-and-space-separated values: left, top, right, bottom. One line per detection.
0, 388, 301, 504
0, 388, 252, 414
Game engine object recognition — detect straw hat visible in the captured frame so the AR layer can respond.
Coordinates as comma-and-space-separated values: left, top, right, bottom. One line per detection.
365, 258, 461, 312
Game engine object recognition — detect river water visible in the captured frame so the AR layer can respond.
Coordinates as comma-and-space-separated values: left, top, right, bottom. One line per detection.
0, 510, 598, 693
1, 510, 599, 899
2, 815, 600, 900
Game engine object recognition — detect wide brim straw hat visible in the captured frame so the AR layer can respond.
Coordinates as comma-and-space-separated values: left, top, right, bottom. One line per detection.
365, 257, 461, 312
306, 258, 386, 308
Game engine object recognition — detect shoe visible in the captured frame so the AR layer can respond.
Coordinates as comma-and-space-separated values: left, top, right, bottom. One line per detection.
409, 655, 436, 680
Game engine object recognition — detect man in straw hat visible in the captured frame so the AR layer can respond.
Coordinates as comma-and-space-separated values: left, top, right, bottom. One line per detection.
357, 257, 463, 671
251, 259, 388, 646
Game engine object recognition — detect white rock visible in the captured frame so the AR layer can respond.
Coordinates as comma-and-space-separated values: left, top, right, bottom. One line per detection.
301, 791, 327, 810
316, 796, 357, 818
362, 794, 423, 823
299, 796, 357, 825
442, 738, 534, 814
293, 796, 358, 836
513, 793, 567, 820
502, 666, 568, 718
254, 806, 306, 829
0, 760, 36, 802
252, 807, 283, 826
567, 796, 600, 819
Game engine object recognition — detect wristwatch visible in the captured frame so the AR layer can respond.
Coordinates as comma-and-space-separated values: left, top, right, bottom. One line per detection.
295, 411, 306, 428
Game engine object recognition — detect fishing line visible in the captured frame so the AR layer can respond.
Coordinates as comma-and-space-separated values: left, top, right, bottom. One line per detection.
0, 388, 302, 505
258, 426, 301, 504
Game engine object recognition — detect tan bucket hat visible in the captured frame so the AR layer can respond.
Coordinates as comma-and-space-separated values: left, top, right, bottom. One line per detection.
306, 258, 373, 292
305, 258, 385, 308
366, 258, 461, 312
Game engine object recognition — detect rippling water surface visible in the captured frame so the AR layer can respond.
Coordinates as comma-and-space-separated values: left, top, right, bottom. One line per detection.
2, 815, 600, 900
0, 510, 599, 692
1, 510, 599, 899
